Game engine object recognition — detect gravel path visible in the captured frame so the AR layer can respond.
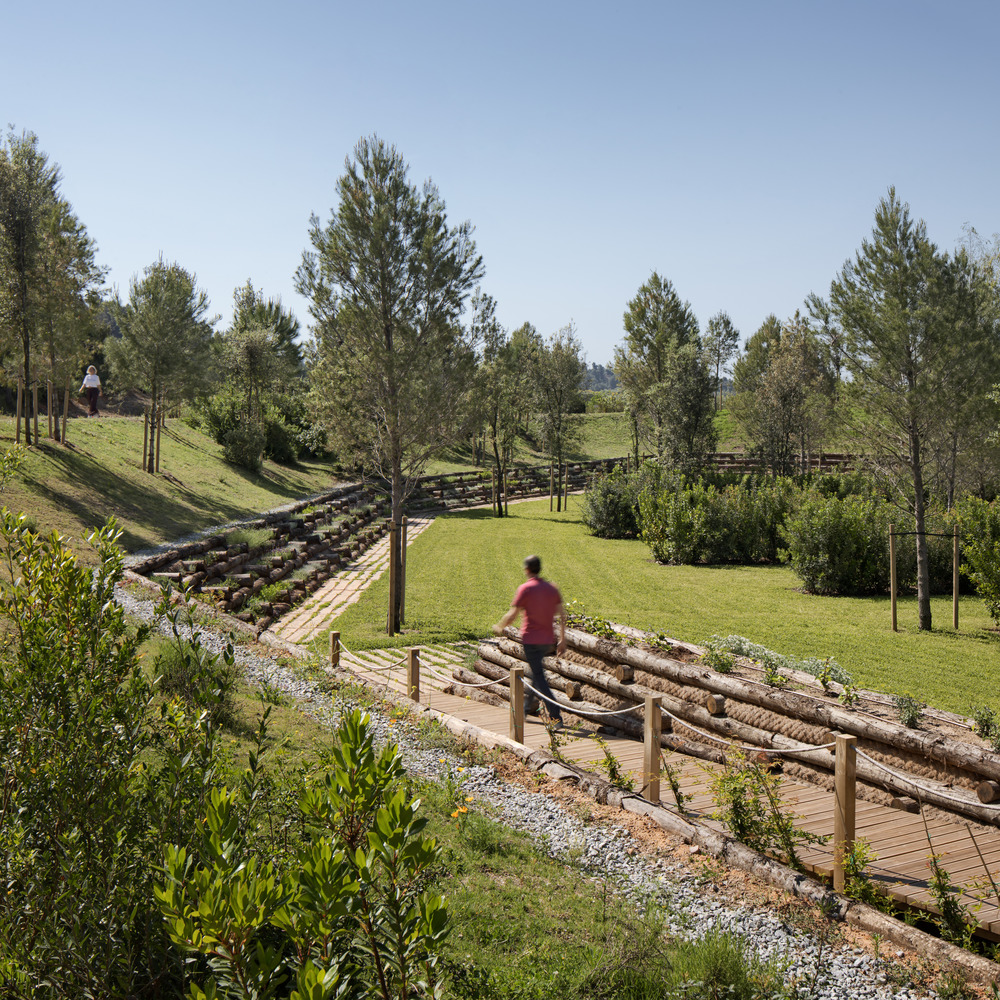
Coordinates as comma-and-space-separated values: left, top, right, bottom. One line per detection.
115, 585, 943, 999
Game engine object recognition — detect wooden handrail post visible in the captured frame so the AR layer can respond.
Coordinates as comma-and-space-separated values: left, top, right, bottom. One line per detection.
407, 647, 420, 702
833, 733, 857, 893
330, 630, 340, 668
953, 524, 960, 631
889, 524, 897, 632
644, 695, 662, 804
509, 665, 524, 744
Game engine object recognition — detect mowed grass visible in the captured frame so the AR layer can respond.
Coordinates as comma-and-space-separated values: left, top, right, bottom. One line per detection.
1, 414, 336, 558
323, 497, 1000, 717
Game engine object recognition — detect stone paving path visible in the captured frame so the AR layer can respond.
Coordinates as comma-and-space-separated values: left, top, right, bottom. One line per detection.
271, 513, 437, 644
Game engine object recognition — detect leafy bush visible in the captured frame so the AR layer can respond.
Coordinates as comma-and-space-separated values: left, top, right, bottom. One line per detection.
636, 473, 794, 565
781, 492, 893, 595
955, 496, 1000, 625
581, 462, 645, 538
0, 517, 218, 998
152, 631, 239, 726
222, 422, 266, 472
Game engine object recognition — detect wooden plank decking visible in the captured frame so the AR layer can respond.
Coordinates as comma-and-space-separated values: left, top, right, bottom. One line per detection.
342, 646, 1000, 940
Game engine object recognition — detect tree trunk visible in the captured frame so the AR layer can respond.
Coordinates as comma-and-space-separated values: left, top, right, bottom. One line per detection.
146, 395, 158, 473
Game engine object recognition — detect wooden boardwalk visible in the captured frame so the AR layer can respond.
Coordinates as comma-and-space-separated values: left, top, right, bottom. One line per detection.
341, 646, 1000, 941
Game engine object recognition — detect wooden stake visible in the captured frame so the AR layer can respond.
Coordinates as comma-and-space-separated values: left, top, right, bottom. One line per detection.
62, 380, 69, 444
564, 462, 570, 508
330, 631, 340, 668
32, 381, 39, 444
407, 647, 420, 702
833, 733, 857, 893
400, 515, 408, 625
155, 403, 162, 473
889, 524, 897, 632
509, 665, 524, 744
15, 378, 22, 444
387, 520, 399, 635
47, 380, 53, 438
142, 407, 149, 469
953, 524, 960, 631
549, 463, 554, 511
644, 695, 662, 804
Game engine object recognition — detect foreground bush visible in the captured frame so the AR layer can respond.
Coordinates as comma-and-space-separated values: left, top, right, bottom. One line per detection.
581, 462, 659, 538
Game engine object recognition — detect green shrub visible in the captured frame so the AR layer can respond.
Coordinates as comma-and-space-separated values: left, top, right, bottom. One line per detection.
956, 496, 1000, 625
0, 517, 219, 998
152, 632, 239, 726
222, 422, 265, 472
781, 492, 892, 595
581, 463, 643, 538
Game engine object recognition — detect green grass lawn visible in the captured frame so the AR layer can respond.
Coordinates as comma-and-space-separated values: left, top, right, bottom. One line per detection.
324, 497, 1000, 717
1, 414, 336, 557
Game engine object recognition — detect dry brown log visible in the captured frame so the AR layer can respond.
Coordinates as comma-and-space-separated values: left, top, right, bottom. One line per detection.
706, 694, 727, 716
977, 780, 1000, 804
890, 796, 920, 813
560, 627, 1000, 784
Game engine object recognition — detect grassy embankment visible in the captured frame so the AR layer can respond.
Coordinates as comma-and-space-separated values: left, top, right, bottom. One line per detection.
324, 498, 1000, 717
0, 414, 336, 558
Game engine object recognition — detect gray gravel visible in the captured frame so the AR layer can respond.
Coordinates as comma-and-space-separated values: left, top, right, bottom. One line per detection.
115, 584, 941, 999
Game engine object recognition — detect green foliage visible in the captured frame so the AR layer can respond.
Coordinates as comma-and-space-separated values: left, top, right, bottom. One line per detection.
841, 839, 889, 908
956, 495, 1000, 625
204, 387, 301, 467
781, 492, 892, 595
706, 634, 853, 689
223, 421, 267, 473
580, 462, 654, 538
226, 526, 274, 551
972, 705, 998, 740
701, 646, 735, 674
151, 619, 239, 726
593, 733, 634, 792
706, 749, 826, 868
893, 693, 924, 729
926, 852, 974, 946
637, 473, 795, 565
158, 710, 449, 1000
0, 515, 223, 998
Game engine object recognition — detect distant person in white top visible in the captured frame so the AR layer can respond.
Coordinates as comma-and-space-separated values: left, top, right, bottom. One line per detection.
81, 365, 101, 416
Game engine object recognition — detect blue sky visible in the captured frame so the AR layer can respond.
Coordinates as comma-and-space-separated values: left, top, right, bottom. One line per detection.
4, 1, 999, 363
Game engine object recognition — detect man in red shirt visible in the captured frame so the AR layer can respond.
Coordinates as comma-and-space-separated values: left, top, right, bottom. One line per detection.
494, 554, 566, 727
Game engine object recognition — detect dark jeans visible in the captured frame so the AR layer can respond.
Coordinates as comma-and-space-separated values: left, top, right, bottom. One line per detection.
86, 387, 99, 415
523, 643, 562, 722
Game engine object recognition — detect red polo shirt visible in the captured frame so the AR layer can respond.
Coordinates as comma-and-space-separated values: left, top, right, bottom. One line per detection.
513, 576, 561, 645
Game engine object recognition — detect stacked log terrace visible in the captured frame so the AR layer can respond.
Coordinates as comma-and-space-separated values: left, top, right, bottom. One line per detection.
707, 451, 853, 474
406, 457, 631, 512
458, 623, 1000, 831
129, 483, 391, 631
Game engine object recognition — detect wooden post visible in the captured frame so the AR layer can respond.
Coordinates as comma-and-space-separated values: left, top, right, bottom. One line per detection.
15, 378, 22, 444
407, 647, 420, 702
62, 380, 69, 444
142, 407, 149, 469
47, 380, 53, 439
330, 631, 340, 668
564, 463, 570, 508
549, 463, 554, 512
833, 733, 857, 893
32, 381, 39, 444
509, 665, 524, 744
386, 520, 399, 635
155, 403, 162, 473
889, 524, 897, 632
644, 695, 662, 804
953, 524, 960, 631
400, 515, 408, 625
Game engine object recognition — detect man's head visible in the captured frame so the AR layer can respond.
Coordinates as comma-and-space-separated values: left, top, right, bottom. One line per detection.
523, 555, 541, 576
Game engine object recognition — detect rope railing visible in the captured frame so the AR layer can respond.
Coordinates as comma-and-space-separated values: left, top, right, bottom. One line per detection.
659, 704, 836, 755
523, 679, 641, 717
855, 748, 1000, 811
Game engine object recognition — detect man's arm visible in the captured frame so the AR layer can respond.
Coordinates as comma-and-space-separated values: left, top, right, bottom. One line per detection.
493, 604, 520, 636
